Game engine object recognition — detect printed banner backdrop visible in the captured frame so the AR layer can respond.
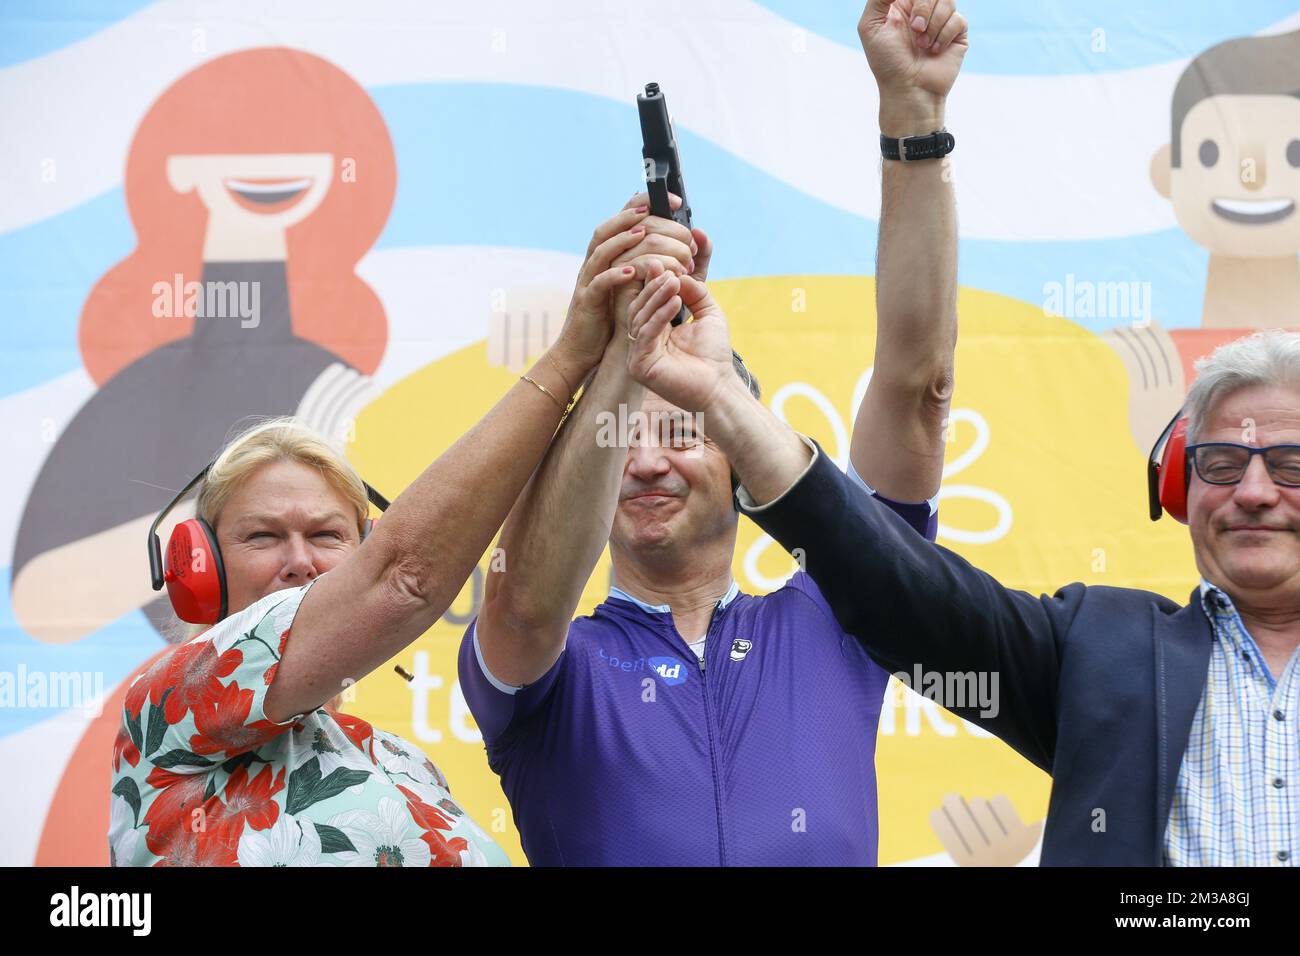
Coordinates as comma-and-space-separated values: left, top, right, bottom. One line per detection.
2, 0, 1298, 866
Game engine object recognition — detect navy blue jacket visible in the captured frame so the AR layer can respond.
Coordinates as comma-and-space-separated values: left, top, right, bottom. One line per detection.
742, 446, 1215, 866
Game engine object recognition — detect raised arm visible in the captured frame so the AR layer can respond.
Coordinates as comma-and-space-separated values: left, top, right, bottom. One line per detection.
474, 194, 704, 687
851, 0, 966, 501
263, 231, 643, 721
625, 265, 1067, 769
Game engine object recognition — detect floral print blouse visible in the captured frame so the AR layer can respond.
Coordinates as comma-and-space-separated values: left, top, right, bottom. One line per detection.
108, 575, 508, 867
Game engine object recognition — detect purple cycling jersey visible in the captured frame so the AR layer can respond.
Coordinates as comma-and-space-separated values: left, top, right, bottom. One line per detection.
458, 485, 935, 866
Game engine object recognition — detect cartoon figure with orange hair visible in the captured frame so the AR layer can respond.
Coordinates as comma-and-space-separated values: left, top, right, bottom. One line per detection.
1103, 29, 1300, 450
11, 48, 395, 643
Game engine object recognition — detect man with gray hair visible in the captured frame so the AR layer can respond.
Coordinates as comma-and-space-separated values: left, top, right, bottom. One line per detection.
620, 312, 1300, 865
1157, 330, 1300, 864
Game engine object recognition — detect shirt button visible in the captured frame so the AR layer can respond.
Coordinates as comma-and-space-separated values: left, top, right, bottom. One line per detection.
1273, 778, 1286, 789
1277, 710, 1287, 721
1278, 850, 1291, 862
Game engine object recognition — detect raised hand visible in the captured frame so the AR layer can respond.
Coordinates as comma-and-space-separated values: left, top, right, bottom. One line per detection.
858, 0, 968, 131
609, 191, 710, 340
929, 793, 1043, 866
624, 261, 733, 412
1100, 321, 1186, 452
553, 194, 700, 385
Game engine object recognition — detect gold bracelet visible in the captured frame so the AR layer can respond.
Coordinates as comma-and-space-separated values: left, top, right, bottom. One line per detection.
543, 352, 577, 397
520, 374, 566, 410
558, 392, 580, 429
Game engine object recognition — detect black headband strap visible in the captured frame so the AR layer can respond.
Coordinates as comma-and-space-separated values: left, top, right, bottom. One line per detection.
148, 463, 212, 592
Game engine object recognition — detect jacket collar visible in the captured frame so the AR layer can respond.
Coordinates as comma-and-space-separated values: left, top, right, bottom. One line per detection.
1151, 588, 1215, 862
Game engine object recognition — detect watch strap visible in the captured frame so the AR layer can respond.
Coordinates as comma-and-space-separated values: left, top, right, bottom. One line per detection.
880, 128, 955, 162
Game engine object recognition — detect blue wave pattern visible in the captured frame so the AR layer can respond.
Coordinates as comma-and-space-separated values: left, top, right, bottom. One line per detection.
0, 567, 162, 735
0, 83, 1207, 398
0, 0, 154, 68
4, 2, 1292, 73
753, 0, 1298, 73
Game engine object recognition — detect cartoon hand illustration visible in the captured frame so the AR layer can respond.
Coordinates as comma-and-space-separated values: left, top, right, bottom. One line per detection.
295, 362, 378, 450
929, 793, 1042, 866
487, 286, 572, 372
1100, 321, 1185, 453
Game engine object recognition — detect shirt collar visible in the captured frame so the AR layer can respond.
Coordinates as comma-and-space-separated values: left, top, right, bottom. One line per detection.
608, 580, 741, 614
1198, 579, 1282, 691
1198, 578, 1233, 615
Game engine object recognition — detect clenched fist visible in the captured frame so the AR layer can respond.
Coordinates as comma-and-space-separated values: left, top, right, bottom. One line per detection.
858, 0, 969, 134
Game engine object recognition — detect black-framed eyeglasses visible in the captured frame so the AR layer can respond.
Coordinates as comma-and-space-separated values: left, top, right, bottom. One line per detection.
1185, 442, 1300, 488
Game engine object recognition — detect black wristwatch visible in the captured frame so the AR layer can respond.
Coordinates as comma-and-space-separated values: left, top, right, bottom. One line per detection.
880, 128, 955, 162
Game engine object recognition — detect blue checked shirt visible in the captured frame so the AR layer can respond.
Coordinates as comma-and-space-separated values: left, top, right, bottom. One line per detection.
1163, 581, 1300, 866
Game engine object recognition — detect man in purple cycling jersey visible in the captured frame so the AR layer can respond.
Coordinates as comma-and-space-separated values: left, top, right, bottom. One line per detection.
460, 0, 969, 865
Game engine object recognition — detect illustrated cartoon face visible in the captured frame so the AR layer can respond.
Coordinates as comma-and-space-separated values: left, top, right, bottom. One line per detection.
167, 152, 335, 230
1153, 94, 1300, 257
730, 638, 752, 662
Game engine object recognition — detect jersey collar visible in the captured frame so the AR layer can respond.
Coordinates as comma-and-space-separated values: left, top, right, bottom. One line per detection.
608, 580, 741, 614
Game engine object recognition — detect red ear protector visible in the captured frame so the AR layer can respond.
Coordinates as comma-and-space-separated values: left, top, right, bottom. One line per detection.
148, 462, 391, 625
1147, 409, 1190, 523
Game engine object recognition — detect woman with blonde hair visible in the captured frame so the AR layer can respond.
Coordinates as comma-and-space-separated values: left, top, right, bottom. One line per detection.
107, 194, 698, 865
115, 416, 511, 866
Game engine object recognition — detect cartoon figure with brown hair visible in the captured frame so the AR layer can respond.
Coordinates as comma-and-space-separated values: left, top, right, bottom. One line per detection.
1103, 29, 1300, 450
11, 48, 395, 643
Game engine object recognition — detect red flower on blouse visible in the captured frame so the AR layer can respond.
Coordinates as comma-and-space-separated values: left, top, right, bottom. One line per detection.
189, 680, 287, 756
124, 642, 189, 718
396, 785, 468, 867
112, 724, 140, 773
212, 764, 285, 844
262, 629, 291, 686
125, 639, 244, 726
143, 767, 218, 858
161, 641, 245, 725
150, 820, 239, 867
332, 712, 376, 761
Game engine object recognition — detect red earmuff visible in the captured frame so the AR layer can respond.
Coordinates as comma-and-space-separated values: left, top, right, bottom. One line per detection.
162, 518, 227, 624
1147, 412, 1190, 524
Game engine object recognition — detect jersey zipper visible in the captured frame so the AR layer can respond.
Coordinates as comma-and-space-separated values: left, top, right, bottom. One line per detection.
697, 599, 728, 866
652, 595, 731, 866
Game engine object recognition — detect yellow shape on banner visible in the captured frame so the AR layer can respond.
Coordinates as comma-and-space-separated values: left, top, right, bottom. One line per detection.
345, 276, 1198, 866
